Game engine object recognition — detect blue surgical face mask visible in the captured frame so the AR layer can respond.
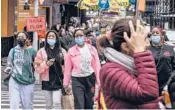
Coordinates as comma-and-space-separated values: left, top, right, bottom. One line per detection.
96, 31, 100, 36
151, 35, 161, 44
47, 39, 56, 46
75, 37, 85, 46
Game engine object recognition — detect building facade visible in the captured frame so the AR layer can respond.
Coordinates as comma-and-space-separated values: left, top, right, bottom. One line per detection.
143, 0, 175, 29
1, 0, 79, 57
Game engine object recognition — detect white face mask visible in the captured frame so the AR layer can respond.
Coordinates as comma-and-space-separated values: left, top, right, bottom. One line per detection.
47, 39, 56, 46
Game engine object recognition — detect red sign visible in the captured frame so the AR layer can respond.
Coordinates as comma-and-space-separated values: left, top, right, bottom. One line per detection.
26, 16, 46, 31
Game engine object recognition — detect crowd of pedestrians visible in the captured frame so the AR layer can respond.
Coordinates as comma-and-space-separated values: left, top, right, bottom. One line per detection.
4, 18, 175, 109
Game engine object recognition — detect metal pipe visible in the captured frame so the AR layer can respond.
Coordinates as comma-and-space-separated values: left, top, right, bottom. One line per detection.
135, 0, 139, 17
33, 0, 38, 50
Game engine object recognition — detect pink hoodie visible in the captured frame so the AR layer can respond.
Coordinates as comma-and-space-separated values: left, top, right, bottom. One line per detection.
63, 44, 101, 87
34, 47, 66, 81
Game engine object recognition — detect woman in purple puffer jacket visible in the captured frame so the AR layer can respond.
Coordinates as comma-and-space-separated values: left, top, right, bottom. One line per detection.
98, 19, 163, 109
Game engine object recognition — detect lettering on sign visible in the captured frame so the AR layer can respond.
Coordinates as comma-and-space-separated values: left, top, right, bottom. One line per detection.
17, 0, 34, 31
26, 16, 46, 31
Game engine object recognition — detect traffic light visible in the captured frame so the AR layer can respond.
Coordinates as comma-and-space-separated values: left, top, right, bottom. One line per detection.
24, 2, 30, 10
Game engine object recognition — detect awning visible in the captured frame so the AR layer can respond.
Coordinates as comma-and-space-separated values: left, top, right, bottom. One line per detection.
77, 0, 130, 13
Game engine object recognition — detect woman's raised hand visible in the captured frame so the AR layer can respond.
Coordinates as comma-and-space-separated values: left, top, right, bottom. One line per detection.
124, 20, 148, 53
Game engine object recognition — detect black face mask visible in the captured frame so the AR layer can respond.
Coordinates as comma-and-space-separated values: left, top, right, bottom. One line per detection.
17, 39, 26, 47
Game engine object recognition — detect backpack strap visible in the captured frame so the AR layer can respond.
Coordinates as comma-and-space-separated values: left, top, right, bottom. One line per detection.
12, 48, 15, 65
166, 71, 175, 86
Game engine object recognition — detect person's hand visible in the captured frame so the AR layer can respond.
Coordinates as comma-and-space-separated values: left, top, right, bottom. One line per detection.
46, 59, 55, 66
34, 61, 40, 66
4, 67, 12, 74
124, 20, 148, 53
14, 32, 17, 35
64, 86, 71, 95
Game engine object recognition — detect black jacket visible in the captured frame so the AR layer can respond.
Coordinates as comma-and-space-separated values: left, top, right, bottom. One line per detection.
61, 34, 76, 49
59, 38, 69, 51
149, 44, 175, 94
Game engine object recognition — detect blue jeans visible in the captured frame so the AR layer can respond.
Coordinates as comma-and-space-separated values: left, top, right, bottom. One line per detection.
9, 77, 34, 109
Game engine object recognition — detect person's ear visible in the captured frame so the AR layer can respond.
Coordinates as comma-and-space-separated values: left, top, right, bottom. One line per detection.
121, 42, 130, 55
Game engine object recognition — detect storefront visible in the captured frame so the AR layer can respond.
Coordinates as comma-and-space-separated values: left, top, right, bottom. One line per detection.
1, 0, 81, 56
59, 0, 82, 25
143, 0, 175, 29
1, 0, 16, 37
1, 0, 16, 57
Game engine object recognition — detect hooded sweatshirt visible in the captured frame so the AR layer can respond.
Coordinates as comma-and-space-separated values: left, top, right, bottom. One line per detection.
7, 45, 36, 85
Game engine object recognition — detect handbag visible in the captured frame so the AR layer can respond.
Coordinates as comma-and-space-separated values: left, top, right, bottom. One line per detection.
2, 48, 15, 86
53, 64, 74, 109
62, 94, 74, 109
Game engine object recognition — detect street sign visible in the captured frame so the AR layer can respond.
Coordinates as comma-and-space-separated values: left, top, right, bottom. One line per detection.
80, 0, 99, 10
116, 0, 130, 8
17, 0, 34, 31
98, 0, 110, 10
138, 0, 146, 12
26, 16, 46, 31
109, 0, 120, 12
108, 0, 129, 12
120, 6, 126, 18
129, 0, 136, 4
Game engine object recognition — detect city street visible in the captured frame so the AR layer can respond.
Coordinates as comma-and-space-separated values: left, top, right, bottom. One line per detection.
1, 57, 46, 109
1, 0, 175, 109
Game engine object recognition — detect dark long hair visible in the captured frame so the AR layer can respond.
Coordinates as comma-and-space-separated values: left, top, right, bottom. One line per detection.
51, 24, 60, 33
59, 26, 67, 37
98, 18, 137, 52
45, 30, 62, 72
23, 26, 34, 43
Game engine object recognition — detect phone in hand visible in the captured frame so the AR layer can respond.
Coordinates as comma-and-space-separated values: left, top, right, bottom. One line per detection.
49, 58, 55, 62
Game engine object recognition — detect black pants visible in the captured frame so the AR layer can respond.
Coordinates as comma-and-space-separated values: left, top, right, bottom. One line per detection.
72, 73, 96, 109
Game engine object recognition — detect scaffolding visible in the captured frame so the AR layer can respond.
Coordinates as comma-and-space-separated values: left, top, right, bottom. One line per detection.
143, 0, 175, 29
